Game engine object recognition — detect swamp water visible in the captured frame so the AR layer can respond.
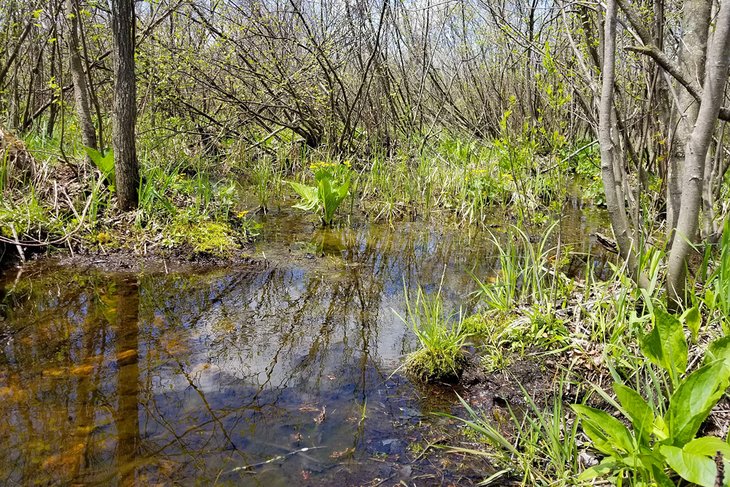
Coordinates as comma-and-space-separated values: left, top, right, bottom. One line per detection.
0, 207, 608, 486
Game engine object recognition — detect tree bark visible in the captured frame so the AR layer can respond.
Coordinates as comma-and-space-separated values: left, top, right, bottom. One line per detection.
66, 0, 98, 156
666, 0, 730, 308
111, 0, 139, 210
598, 0, 648, 288
666, 0, 711, 238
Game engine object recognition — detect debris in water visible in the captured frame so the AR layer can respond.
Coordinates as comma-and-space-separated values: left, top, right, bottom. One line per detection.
314, 405, 327, 424
230, 446, 325, 473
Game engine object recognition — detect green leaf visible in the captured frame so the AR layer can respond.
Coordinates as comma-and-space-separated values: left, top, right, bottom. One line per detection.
640, 308, 687, 385
661, 445, 718, 487
683, 307, 701, 344
705, 336, 730, 367
683, 436, 730, 457
288, 181, 319, 211
83, 146, 114, 183
667, 361, 730, 446
577, 458, 620, 480
572, 404, 635, 455
650, 464, 677, 487
613, 383, 654, 444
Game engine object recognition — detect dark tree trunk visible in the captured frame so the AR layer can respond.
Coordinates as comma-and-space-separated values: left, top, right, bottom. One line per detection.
111, 0, 139, 210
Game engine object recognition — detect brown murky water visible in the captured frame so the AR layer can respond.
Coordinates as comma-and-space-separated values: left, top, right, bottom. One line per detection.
0, 205, 608, 486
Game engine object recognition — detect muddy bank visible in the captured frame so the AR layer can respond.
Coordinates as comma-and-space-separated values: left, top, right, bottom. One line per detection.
0, 240, 263, 274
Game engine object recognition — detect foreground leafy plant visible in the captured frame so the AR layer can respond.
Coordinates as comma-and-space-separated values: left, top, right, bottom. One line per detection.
288, 161, 351, 226
573, 308, 730, 487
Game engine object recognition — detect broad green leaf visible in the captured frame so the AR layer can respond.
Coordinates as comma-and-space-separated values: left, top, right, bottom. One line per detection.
682, 307, 701, 343
667, 361, 730, 446
661, 445, 717, 487
640, 308, 687, 384
572, 404, 635, 454
83, 146, 115, 182
683, 436, 730, 457
705, 336, 730, 367
577, 458, 620, 480
613, 383, 654, 444
288, 181, 319, 211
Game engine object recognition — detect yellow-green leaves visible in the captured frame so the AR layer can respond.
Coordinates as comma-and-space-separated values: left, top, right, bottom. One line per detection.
575, 308, 730, 486
613, 383, 658, 444
683, 306, 701, 343
661, 446, 715, 486
571, 404, 634, 456
288, 162, 351, 226
83, 147, 115, 185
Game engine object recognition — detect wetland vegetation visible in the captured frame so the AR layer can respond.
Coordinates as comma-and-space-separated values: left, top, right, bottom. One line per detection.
2, 0, 730, 485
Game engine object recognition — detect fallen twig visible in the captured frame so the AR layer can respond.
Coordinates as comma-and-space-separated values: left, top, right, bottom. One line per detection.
229, 446, 325, 473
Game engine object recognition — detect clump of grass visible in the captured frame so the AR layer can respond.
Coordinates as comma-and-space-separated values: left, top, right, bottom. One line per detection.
167, 219, 237, 256
472, 222, 569, 311
460, 313, 491, 337
460, 306, 570, 374
398, 286, 470, 383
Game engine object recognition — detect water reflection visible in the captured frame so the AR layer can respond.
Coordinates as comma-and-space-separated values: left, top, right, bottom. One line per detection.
0, 210, 610, 485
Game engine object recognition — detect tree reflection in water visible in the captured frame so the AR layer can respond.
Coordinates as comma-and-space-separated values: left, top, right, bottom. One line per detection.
0, 212, 608, 485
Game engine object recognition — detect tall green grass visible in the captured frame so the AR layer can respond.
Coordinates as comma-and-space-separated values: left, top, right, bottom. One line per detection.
446, 382, 581, 486
472, 222, 567, 311
397, 285, 471, 383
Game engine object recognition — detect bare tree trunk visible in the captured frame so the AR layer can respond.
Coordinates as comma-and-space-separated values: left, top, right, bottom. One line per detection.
111, 0, 139, 210
666, 0, 711, 238
66, 0, 98, 155
599, 0, 648, 288
667, 0, 730, 308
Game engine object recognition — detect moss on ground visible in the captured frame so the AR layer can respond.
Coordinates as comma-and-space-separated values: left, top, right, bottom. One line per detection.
404, 346, 468, 384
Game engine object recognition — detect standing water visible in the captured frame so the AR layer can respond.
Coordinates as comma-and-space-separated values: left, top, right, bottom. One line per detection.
0, 208, 607, 485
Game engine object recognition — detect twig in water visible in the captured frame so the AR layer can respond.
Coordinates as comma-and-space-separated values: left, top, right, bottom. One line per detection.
229, 446, 325, 473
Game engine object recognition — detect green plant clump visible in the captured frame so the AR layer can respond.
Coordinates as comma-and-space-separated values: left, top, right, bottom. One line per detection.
166, 215, 240, 256
574, 308, 730, 487
288, 160, 352, 226
398, 287, 470, 383
405, 344, 468, 384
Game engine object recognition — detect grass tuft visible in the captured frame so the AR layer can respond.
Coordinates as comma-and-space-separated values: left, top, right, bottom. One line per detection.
398, 286, 471, 383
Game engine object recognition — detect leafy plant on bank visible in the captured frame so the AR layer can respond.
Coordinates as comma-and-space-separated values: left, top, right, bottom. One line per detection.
288, 161, 352, 226
573, 308, 730, 487
83, 146, 115, 185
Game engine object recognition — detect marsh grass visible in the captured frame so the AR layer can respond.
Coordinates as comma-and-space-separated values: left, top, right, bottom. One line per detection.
398, 286, 471, 383
705, 220, 730, 331
1, 123, 256, 257
445, 381, 582, 486
472, 222, 567, 311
